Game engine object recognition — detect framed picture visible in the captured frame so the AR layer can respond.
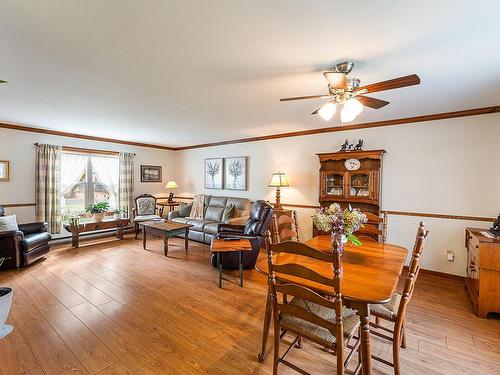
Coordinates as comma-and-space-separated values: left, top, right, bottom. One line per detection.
0, 161, 9, 182
204, 158, 223, 189
140, 165, 162, 182
224, 157, 247, 190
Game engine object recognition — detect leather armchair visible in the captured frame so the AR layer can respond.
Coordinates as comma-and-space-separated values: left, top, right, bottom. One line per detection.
212, 200, 273, 270
0, 206, 51, 269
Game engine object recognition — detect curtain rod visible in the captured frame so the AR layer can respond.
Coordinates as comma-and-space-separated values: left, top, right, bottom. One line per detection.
34, 143, 136, 156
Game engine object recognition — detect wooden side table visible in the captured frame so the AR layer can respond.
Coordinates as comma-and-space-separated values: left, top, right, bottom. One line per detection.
157, 202, 180, 217
210, 238, 253, 288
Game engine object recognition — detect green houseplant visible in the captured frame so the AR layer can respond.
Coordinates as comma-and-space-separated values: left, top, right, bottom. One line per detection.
0, 257, 14, 339
85, 201, 110, 222
113, 208, 123, 220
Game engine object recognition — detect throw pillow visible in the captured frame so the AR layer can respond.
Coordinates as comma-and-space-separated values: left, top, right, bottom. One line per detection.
0, 214, 19, 232
179, 202, 193, 217
222, 203, 235, 222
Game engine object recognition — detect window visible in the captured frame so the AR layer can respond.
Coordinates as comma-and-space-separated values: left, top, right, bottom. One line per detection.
61, 152, 119, 214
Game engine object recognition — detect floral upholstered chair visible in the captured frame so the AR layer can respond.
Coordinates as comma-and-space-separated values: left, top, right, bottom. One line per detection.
132, 194, 162, 239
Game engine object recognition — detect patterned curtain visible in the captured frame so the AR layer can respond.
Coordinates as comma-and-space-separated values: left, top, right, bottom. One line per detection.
119, 152, 134, 219
35, 144, 62, 233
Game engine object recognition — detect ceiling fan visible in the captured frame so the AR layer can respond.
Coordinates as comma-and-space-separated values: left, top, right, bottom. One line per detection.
280, 61, 420, 122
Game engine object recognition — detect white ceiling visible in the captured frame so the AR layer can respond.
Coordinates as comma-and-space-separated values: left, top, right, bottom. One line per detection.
1, 0, 499, 147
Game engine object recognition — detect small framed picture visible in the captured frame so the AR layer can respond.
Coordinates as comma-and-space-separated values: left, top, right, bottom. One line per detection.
0, 161, 10, 181
204, 158, 223, 189
141, 165, 162, 182
224, 157, 247, 190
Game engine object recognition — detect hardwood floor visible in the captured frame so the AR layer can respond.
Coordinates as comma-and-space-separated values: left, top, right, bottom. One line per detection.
0, 235, 499, 375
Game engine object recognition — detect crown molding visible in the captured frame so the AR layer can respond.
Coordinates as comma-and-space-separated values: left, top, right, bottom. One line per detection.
0, 122, 176, 151
1, 105, 499, 151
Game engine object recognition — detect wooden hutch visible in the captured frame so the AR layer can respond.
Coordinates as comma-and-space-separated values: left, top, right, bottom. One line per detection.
315, 149, 385, 237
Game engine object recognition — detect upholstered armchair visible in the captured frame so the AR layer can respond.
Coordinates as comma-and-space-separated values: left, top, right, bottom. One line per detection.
0, 206, 51, 269
132, 194, 162, 239
213, 200, 273, 269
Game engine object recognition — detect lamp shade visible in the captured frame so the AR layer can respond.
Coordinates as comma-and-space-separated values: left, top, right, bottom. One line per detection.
268, 172, 290, 187
165, 181, 178, 189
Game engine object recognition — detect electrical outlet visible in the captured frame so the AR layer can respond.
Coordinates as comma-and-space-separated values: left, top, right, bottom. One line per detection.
446, 250, 455, 262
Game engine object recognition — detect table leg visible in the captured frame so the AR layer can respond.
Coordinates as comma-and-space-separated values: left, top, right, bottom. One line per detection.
356, 302, 372, 375
164, 234, 169, 256
117, 226, 124, 240
239, 251, 243, 287
184, 228, 189, 252
72, 233, 79, 248
257, 285, 272, 362
142, 226, 147, 250
217, 252, 222, 288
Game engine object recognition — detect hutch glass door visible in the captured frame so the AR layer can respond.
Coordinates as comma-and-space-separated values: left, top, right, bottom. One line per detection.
348, 172, 371, 198
325, 173, 344, 197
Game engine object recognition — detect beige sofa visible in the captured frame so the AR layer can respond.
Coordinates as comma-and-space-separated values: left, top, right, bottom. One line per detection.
167, 195, 252, 244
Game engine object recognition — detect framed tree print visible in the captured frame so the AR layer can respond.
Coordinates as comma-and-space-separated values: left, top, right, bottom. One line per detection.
224, 157, 247, 190
204, 158, 223, 189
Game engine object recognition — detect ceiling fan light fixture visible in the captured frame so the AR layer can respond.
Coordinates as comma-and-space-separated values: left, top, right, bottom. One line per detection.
318, 102, 337, 121
341, 98, 363, 123
323, 72, 346, 89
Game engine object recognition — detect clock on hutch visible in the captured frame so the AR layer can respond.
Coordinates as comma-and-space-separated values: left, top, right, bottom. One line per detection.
315, 149, 385, 237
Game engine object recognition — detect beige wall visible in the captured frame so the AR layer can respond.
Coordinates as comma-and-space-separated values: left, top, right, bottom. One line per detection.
175, 114, 500, 276
0, 128, 175, 233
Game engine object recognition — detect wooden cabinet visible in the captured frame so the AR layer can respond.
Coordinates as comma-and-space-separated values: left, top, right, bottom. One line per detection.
315, 150, 385, 237
465, 228, 500, 318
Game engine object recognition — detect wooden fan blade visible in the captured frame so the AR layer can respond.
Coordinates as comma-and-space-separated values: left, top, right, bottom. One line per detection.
358, 74, 420, 93
280, 94, 330, 102
358, 96, 390, 109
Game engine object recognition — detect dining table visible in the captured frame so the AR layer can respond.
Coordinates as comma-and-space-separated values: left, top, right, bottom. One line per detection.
255, 235, 408, 375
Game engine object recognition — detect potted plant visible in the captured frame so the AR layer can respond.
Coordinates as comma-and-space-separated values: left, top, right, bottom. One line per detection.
312, 203, 367, 253
61, 210, 83, 228
85, 201, 110, 223
113, 208, 123, 220
0, 257, 14, 339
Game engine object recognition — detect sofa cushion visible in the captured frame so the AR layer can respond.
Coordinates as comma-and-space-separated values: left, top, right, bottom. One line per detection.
204, 222, 220, 235
179, 202, 192, 217
187, 219, 216, 232
226, 197, 252, 218
0, 214, 19, 231
204, 196, 227, 222
21, 232, 51, 252
171, 217, 191, 224
222, 204, 235, 222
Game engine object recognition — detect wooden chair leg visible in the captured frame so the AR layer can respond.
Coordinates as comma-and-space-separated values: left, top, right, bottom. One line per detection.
273, 323, 280, 375
375, 316, 381, 326
135, 223, 139, 239
295, 336, 302, 349
392, 328, 401, 375
401, 324, 407, 349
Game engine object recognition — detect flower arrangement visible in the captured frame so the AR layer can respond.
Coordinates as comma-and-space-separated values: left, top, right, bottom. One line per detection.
312, 203, 367, 246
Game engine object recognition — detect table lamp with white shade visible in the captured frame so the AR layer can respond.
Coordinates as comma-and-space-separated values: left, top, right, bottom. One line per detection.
165, 181, 178, 202
268, 172, 289, 210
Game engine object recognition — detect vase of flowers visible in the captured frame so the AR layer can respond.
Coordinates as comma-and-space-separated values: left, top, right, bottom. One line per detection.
312, 203, 367, 253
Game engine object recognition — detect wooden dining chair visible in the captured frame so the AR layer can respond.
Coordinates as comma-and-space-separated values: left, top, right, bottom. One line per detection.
271, 211, 300, 243
265, 233, 362, 375
369, 221, 429, 375
357, 211, 388, 243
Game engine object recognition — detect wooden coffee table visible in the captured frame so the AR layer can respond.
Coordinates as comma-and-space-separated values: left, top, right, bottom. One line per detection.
140, 220, 192, 256
210, 238, 253, 288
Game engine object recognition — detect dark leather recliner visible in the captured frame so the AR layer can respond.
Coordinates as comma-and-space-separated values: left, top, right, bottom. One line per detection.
212, 200, 273, 270
0, 206, 51, 269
